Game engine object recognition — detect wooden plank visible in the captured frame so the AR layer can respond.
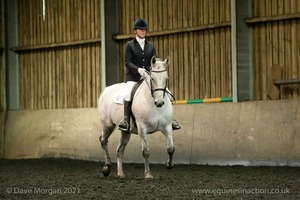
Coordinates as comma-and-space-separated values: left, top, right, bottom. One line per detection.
86, 1, 91, 107
178, 0, 184, 99
271, 0, 279, 65
252, 0, 258, 98
219, 0, 225, 97
284, 0, 291, 99
277, 0, 285, 100
166, 0, 172, 92
266, 0, 273, 100
17, 0, 23, 107
126, 0, 131, 34
172, 0, 179, 98
91, 0, 95, 39
65, 0, 70, 107
220, 27, 226, 97
290, 0, 298, 98
113, 22, 231, 40
87, 45, 92, 107
182, 0, 188, 99
245, 13, 300, 24
30, 1, 35, 109
198, 0, 205, 98
259, 0, 267, 100
91, 44, 96, 107
41, 0, 47, 109
267, 64, 282, 100
225, 27, 231, 97
203, 0, 210, 98
224, 0, 231, 97
274, 79, 300, 85
209, 0, 216, 97
192, 0, 199, 98
96, 42, 101, 103
36, 0, 42, 108
11, 38, 101, 52
252, 0, 258, 99
214, 0, 221, 98
48, 0, 54, 109
61, 0, 67, 108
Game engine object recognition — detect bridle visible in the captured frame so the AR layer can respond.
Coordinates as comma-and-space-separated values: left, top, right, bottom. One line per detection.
150, 69, 167, 98
146, 68, 175, 101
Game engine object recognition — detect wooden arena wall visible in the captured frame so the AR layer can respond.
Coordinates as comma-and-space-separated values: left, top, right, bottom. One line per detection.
15, 0, 102, 109
115, 0, 232, 100
9, 0, 300, 110
248, 0, 300, 100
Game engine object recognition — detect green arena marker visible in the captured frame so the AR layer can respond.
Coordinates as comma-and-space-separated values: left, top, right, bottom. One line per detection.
187, 99, 203, 104
220, 97, 233, 102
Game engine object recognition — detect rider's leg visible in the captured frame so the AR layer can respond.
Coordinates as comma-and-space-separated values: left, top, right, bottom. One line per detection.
118, 81, 136, 133
118, 101, 132, 132
166, 88, 181, 130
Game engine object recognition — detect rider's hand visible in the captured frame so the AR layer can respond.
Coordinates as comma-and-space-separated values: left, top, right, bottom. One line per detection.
138, 68, 148, 78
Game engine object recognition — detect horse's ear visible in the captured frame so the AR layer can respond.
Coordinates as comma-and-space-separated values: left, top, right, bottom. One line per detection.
151, 56, 156, 65
164, 57, 170, 66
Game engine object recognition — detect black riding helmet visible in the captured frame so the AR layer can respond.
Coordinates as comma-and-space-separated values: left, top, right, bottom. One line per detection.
133, 19, 148, 30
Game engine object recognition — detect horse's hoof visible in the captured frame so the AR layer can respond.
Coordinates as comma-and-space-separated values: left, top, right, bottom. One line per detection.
145, 174, 154, 179
102, 166, 110, 177
118, 172, 127, 179
166, 162, 174, 169
118, 174, 127, 179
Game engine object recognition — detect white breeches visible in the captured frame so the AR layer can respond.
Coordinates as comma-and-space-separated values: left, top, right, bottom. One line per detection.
123, 81, 137, 101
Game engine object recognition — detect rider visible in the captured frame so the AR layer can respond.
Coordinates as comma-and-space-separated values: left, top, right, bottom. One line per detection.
118, 18, 181, 133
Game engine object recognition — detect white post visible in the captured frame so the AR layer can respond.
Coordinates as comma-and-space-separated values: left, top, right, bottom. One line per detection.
231, 0, 237, 102
100, 0, 106, 90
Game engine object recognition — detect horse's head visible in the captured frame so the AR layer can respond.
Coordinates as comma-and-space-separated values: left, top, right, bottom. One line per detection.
149, 56, 170, 107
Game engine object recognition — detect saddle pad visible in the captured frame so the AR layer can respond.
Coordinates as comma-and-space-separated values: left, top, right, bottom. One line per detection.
113, 93, 124, 104
113, 79, 145, 105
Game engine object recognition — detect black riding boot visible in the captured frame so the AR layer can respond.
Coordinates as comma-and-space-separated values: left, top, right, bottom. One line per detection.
118, 101, 131, 133
172, 120, 181, 130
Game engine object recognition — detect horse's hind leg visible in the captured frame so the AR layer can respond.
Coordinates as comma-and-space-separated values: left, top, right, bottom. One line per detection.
99, 126, 114, 177
116, 131, 131, 178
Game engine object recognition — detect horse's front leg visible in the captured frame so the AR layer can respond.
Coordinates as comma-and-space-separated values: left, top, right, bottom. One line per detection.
116, 131, 131, 178
138, 127, 153, 179
164, 125, 175, 169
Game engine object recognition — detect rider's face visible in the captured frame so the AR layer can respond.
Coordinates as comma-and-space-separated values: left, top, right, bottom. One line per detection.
135, 29, 147, 39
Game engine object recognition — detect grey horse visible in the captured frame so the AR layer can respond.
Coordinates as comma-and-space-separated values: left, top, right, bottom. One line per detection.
98, 56, 175, 179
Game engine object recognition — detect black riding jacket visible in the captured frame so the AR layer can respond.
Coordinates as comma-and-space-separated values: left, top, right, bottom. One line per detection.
124, 38, 157, 82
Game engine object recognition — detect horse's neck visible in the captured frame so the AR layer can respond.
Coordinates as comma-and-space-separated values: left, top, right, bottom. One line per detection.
136, 80, 153, 99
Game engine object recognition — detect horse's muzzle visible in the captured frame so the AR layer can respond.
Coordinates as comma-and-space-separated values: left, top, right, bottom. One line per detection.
155, 101, 164, 107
